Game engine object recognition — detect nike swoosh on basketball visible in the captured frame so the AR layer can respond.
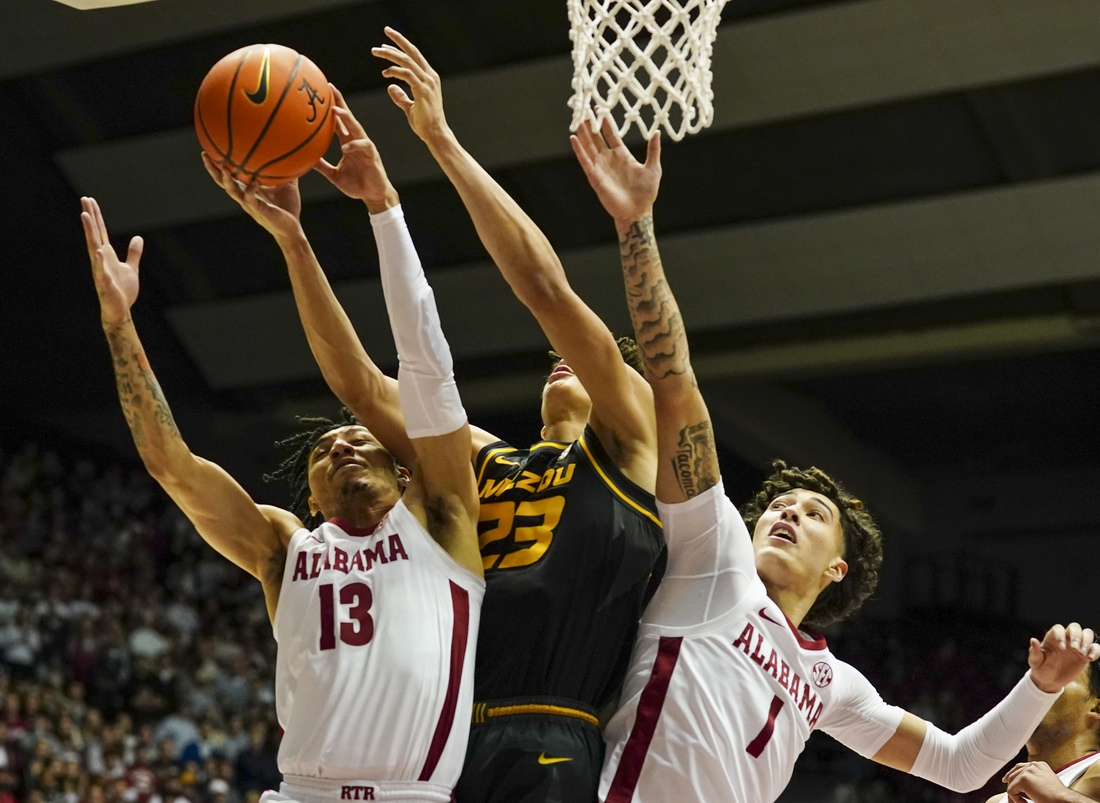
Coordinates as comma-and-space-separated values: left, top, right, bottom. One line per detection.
538, 753, 572, 765
245, 48, 271, 104
759, 607, 785, 627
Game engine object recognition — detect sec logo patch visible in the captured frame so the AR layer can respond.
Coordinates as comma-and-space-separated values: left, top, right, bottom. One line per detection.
812, 661, 833, 688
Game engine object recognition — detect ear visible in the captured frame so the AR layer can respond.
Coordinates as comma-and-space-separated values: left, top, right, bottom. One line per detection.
307, 495, 320, 517
396, 466, 411, 490
824, 557, 848, 585
540, 425, 548, 439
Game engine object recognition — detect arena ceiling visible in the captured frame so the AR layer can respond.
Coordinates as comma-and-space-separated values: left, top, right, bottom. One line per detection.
5, 0, 1100, 602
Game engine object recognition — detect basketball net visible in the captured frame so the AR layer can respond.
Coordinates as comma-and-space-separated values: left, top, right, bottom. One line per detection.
568, 0, 728, 142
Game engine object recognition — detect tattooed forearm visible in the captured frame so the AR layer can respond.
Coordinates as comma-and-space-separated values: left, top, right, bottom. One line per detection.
104, 319, 181, 460
619, 215, 695, 384
669, 420, 718, 498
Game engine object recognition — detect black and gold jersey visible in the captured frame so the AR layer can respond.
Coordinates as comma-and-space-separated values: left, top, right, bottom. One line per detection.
472, 426, 665, 709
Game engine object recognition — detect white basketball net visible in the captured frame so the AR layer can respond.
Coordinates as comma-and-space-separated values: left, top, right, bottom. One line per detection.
568, 0, 728, 142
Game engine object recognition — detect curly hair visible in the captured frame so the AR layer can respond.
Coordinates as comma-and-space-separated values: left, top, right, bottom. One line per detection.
740, 460, 883, 630
549, 335, 644, 377
263, 408, 400, 529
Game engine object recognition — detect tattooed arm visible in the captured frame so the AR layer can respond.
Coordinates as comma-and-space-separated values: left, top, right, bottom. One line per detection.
571, 121, 719, 503
82, 197, 300, 621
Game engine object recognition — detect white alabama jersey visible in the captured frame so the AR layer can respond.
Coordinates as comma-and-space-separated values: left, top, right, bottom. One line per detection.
273, 501, 484, 790
989, 751, 1100, 803
599, 482, 904, 803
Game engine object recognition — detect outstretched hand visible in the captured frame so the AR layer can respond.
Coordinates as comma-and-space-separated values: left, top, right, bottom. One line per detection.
570, 117, 662, 227
313, 85, 399, 212
201, 153, 303, 243
81, 197, 142, 326
372, 27, 449, 142
1028, 622, 1099, 693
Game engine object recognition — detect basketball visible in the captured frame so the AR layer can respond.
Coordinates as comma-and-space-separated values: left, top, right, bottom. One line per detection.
194, 44, 336, 186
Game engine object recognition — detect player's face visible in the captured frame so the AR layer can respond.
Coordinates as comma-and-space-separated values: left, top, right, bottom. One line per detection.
306, 425, 401, 516
540, 361, 593, 426
1033, 666, 1099, 744
751, 489, 847, 597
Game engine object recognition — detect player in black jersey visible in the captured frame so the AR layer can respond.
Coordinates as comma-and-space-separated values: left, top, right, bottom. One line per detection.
206, 29, 665, 803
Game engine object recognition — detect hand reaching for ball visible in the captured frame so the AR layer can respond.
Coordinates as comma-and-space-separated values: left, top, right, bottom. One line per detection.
80, 197, 142, 327
312, 85, 400, 214
202, 153, 304, 244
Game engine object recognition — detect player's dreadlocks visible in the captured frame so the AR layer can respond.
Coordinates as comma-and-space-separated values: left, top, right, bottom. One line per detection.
741, 460, 884, 631
264, 408, 399, 530
549, 336, 644, 377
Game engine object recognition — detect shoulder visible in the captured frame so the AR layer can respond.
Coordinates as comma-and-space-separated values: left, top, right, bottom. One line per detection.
1073, 761, 1100, 797
258, 505, 305, 548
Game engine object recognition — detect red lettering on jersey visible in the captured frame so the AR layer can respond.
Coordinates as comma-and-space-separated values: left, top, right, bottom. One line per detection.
763, 649, 779, 678
807, 700, 824, 729
292, 551, 309, 582
750, 634, 766, 666
388, 534, 409, 562
340, 787, 374, 800
350, 550, 365, 572
799, 684, 818, 718
733, 623, 755, 654
310, 552, 323, 579
789, 673, 801, 700
333, 548, 349, 574
778, 660, 791, 690
363, 541, 388, 570
323, 548, 332, 571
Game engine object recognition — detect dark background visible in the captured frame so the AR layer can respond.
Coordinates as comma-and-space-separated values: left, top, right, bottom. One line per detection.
2, 1, 1099, 797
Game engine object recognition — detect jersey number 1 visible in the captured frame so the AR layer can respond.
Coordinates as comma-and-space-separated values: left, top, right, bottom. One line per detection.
319, 582, 373, 650
746, 695, 784, 758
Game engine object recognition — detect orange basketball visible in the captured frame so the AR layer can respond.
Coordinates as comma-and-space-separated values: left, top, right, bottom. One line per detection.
195, 44, 336, 186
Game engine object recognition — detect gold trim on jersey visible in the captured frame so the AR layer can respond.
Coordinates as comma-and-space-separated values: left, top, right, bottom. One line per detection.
475, 446, 519, 487
471, 701, 599, 727
576, 435, 662, 529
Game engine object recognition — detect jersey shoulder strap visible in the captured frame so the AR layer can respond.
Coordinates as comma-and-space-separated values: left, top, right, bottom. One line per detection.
577, 426, 661, 529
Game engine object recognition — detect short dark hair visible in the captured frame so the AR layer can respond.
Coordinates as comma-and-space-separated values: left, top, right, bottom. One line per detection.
740, 460, 883, 630
264, 408, 399, 529
549, 336, 644, 377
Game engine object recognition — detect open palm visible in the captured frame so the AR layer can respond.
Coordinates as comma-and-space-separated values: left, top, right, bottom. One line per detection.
81, 197, 142, 325
571, 118, 662, 225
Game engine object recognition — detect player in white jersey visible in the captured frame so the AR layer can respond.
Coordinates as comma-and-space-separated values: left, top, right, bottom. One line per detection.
86, 109, 485, 800
987, 662, 1100, 802
568, 117, 1100, 803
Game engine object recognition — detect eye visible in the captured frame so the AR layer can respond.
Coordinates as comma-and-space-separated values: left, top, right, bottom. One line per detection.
809, 510, 824, 521
770, 500, 786, 510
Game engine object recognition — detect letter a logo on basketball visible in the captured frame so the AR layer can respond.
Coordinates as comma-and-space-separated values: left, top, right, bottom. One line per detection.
245, 47, 271, 105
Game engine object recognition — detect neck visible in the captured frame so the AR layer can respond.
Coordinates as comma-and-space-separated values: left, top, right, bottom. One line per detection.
1027, 735, 1100, 772
542, 417, 587, 444
324, 493, 398, 533
762, 580, 818, 630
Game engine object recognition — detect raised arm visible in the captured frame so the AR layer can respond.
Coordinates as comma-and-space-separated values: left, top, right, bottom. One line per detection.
853, 624, 1099, 793
368, 199, 483, 578
81, 197, 298, 621
202, 146, 416, 468
571, 119, 717, 504
1000, 759, 1100, 802
374, 29, 656, 483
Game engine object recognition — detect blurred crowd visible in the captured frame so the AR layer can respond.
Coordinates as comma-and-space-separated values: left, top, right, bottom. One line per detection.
0, 442, 281, 803
0, 439, 1039, 803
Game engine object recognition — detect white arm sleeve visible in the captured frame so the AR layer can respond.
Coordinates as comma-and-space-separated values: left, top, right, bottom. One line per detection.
909, 671, 1061, 793
820, 662, 907, 758
370, 205, 466, 439
642, 481, 758, 627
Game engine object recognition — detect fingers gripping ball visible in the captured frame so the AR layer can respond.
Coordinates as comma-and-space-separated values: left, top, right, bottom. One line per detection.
195, 44, 336, 186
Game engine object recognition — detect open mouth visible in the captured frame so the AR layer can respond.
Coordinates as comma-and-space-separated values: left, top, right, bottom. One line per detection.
548, 365, 574, 382
768, 522, 797, 544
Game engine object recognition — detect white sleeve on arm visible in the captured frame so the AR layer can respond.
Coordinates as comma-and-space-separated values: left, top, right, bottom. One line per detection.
820, 662, 907, 758
908, 671, 1061, 793
642, 481, 758, 627
371, 205, 466, 439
